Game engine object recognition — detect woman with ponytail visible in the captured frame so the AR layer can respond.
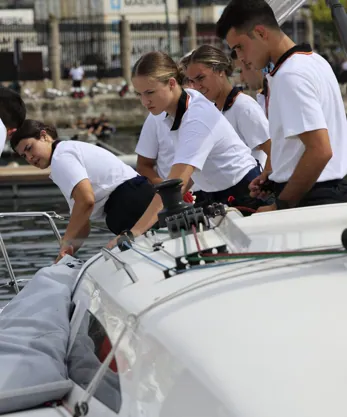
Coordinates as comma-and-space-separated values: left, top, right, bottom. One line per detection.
107, 51, 266, 248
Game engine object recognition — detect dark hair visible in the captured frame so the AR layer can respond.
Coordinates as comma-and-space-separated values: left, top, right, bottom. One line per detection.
10, 119, 58, 151
188, 45, 234, 76
132, 51, 185, 85
0, 87, 26, 130
216, 0, 280, 40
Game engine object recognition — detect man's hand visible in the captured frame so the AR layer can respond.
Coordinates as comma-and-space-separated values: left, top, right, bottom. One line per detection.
276, 129, 332, 205
256, 203, 277, 213
55, 243, 74, 264
249, 171, 270, 199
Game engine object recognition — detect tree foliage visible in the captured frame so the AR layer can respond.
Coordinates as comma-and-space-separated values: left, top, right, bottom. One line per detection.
311, 0, 347, 23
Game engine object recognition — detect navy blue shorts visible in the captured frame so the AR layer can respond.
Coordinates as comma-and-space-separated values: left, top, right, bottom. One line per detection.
104, 176, 155, 235
197, 166, 266, 214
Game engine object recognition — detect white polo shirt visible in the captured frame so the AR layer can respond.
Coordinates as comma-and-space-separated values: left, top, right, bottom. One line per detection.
136, 112, 173, 180
0, 119, 6, 156
267, 44, 347, 183
256, 92, 266, 115
50, 141, 137, 220
222, 90, 269, 168
69, 67, 84, 81
155, 88, 256, 192
136, 112, 201, 192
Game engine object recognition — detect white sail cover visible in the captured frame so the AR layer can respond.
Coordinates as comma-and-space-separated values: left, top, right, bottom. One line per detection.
267, 0, 307, 25
0, 256, 82, 414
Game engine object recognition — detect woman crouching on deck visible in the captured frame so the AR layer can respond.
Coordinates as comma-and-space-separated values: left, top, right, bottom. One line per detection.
10, 119, 155, 261
107, 51, 266, 248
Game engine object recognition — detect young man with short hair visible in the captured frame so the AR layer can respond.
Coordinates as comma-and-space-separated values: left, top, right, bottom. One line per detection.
0, 86, 26, 156
217, 0, 347, 211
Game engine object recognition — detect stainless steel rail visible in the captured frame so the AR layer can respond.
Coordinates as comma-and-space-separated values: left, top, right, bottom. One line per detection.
0, 211, 63, 294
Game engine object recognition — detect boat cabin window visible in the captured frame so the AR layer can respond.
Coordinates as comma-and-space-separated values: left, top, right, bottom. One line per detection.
67, 310, 122, 413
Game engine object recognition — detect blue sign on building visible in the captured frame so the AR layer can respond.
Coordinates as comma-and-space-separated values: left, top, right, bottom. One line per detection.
110, 0, 121, 10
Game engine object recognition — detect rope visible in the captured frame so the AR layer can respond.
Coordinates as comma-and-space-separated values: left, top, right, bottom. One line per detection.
227, 196, 257, 214
232, 206, 256, 214
123, 241, 170, 270
191, 224, 202, 253
181, 228, 188, 258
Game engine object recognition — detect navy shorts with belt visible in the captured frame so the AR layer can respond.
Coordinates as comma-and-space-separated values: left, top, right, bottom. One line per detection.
104, 176, 155, 235
195, 165, 267, 214
272, 177, 347, 207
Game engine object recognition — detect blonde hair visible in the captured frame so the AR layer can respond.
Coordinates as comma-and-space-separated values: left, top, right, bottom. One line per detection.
132, 51, 185, 85
178, 51, 193, 70
188, 44, 234, 76
177, 52, 194, 87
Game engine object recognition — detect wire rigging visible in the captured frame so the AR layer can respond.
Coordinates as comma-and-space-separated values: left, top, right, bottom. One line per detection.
123, 241, 171, 270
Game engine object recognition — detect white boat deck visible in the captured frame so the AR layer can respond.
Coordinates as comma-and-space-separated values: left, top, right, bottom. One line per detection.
62, 203, 347, 417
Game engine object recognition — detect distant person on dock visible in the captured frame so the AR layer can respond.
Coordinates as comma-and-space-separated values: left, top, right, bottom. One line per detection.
0, 86, 26, 157
69, 62, 84, 89
10, 119, 155, 262
69, 62, 85, 99
93, 113, 116, 139
72, 117, 86, 130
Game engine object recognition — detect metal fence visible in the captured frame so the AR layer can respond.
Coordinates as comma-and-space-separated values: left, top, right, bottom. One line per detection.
0, 18, 309, 82
0, 19, 186, 81
59, 19, 119, 78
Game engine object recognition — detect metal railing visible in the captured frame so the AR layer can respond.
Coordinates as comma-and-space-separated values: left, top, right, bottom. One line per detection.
101, 247, 139, 283
0, 211, 63, 294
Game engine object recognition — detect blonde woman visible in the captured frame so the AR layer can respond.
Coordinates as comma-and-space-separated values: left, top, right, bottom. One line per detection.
107, 51, 266, 248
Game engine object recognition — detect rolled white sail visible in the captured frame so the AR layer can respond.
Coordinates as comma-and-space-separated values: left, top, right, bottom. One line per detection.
267, 0, 308, 24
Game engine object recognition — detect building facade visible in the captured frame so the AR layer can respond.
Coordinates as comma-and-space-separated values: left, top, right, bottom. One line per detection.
32, 0, 178, 23
104, 0, 178, 23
